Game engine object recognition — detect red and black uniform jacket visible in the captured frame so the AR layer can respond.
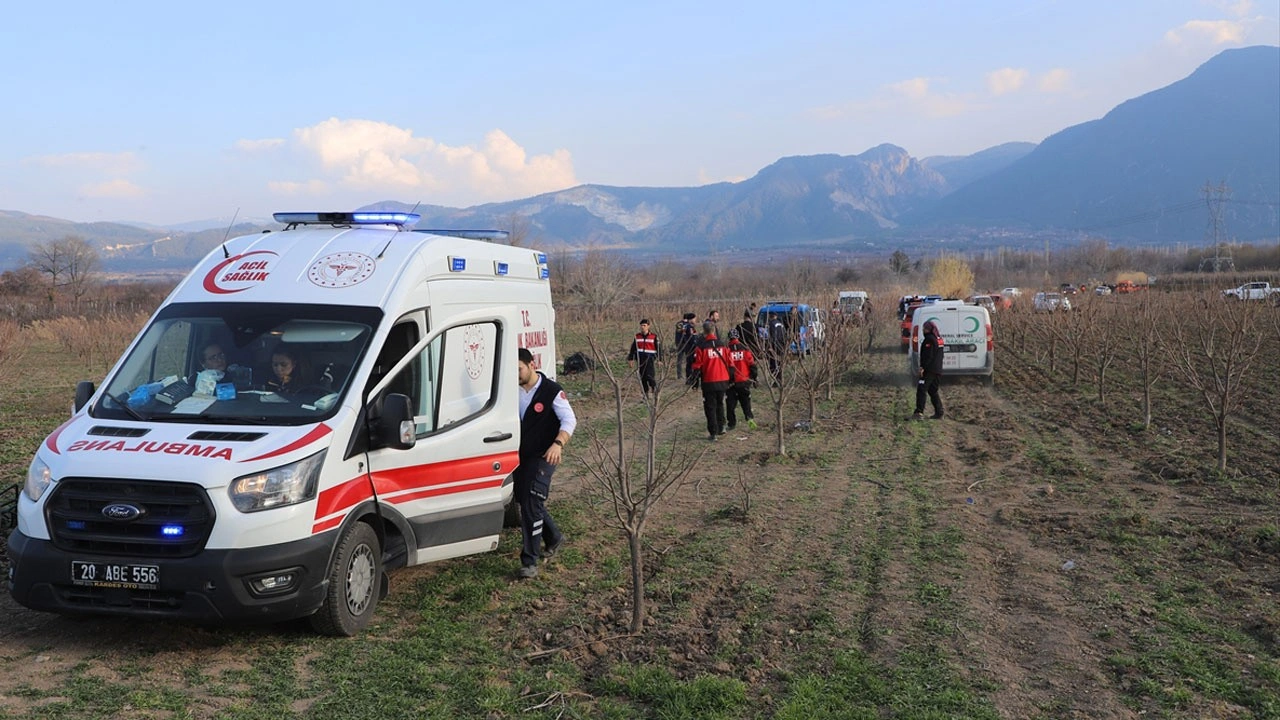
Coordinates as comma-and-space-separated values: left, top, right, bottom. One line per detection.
727, 339, 755, 384
692, 334, 734, 384
627, 332, 661, 363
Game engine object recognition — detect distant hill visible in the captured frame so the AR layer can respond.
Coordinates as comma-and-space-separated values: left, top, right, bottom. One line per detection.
922, 143, 1037, 194
1, 45, 1276, 272
913, 45, 1280, 241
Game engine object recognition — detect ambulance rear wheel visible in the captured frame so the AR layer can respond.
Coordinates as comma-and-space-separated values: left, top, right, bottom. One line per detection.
504, 501, 521, 528
311, 521, 382, 637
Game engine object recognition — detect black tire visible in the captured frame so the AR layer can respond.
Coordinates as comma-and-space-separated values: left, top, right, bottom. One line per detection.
310, 521, 382, 637
503, 500, 521, 528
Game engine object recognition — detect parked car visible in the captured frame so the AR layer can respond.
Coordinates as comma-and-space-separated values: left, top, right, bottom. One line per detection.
1001, 287, 1022, 297
1094, 285, 1113, 296
967, 295, 996, 312
1033, 292, 1072, 312
1059, 283, 1078, 296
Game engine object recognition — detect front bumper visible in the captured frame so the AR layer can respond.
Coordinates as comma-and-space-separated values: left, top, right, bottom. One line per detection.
7, 528, 335, 624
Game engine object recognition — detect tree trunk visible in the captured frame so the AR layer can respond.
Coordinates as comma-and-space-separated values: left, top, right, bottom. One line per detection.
775, 401, 786, 456
1217, 414, 1228, 473
628, 530, 645, 634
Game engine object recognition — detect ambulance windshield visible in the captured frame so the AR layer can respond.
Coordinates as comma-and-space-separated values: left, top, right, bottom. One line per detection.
94, 302, 382, 425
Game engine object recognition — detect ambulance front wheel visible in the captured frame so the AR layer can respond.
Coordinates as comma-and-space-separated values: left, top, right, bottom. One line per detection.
311, 521, 382, 637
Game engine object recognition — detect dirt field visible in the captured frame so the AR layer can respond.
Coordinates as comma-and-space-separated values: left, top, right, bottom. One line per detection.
0, 302, 1276, 719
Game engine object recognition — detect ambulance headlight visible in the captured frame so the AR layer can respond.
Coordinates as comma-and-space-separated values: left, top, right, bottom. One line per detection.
25, 456, 54, 502
229, 451, 324, 513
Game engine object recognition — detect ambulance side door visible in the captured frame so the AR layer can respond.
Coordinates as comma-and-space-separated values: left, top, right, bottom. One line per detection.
364, 310, 518, 556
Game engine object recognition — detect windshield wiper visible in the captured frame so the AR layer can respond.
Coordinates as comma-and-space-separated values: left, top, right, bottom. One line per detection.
108, 392, 149, 422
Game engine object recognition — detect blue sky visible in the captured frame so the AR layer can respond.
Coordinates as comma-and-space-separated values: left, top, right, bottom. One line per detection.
2, 0, 1277, 226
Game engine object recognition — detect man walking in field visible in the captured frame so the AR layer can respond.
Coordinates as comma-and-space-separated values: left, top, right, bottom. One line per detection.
692, 321, 733, 440
912, 320, 945, 420
627, 318, 661, 398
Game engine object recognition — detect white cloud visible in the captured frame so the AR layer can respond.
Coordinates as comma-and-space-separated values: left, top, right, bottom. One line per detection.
268, 179, 329, 195
1165, 19, 1247, 44
30, 151, 141, 174
82, 179, 145, 199
986, 68, 1029, 96
811, 76, 972, 124
274, 118, 577, 203
235, 138, 285, 152
1038, 68, 1072, 93
889, 77, 932, 101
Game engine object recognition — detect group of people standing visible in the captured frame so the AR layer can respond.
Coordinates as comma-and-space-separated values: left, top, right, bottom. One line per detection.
627, 307, 762, 441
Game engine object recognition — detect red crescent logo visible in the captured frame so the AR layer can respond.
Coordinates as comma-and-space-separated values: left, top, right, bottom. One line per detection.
203, 250, 278, 294
533, 402, 544, 413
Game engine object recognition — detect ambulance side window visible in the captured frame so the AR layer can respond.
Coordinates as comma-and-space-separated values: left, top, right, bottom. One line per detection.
389, 321, 498, 437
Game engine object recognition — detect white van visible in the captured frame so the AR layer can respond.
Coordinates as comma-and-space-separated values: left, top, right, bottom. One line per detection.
8, 211, 555, 635
908, 300, 994, 384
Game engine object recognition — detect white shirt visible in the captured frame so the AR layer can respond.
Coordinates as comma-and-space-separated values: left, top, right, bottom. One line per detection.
518, 373, 577, 435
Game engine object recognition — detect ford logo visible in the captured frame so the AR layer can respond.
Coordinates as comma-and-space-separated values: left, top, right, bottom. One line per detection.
102, 503, 145, 521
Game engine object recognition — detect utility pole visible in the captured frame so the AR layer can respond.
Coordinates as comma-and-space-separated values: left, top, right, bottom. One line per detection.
1198, 181, 1235, 272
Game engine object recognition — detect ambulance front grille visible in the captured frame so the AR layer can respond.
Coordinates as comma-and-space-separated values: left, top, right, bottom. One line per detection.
46, 478, 216, 558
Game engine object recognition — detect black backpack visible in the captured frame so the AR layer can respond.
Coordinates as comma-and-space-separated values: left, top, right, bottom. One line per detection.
563, 351, 594, 374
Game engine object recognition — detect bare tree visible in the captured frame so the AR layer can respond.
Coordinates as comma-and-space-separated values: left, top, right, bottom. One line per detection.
561, 246, 634, 391
504, 212, 533, 248
754, 321, 797, 455
1162, 292, 1267, 472
1090, 299, 1122, 405
29, 235, 99, 305
1128, 290, 1169, 429
577, 330, 706, 634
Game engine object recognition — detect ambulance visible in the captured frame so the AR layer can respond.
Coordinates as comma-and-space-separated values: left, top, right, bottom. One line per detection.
7, 212, 556, 636
908, 300, 994, 384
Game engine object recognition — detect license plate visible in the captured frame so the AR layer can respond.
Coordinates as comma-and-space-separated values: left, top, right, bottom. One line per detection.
71, 561, 160, 590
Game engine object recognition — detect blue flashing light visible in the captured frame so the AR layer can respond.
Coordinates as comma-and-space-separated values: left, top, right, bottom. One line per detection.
450, 257, 467, 272
161, 525, 185, 537
539, 267, 550, 280
67, 520, 87, 530
535, 252, 547, 265
494, 261, 509, 276
272, 212, 420, 226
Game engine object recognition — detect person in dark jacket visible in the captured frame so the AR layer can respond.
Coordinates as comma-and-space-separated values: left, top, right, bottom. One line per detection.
725, 328, 757, 430
691, 321, 733, 440
515, 348, 577, 579
675, 312, 697, 381
627, 318, 661, 397
735, 309, 760, 355
912, 320, 945, 420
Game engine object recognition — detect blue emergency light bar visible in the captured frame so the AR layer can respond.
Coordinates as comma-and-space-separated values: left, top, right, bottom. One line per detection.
413, 229, 510, 241
273, 212, 421, 226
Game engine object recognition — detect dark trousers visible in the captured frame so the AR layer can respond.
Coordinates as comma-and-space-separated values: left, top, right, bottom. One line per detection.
685, 352, 699, 386
915, 373, 943, 416
726, 382, 753, 427
701, 382, 728, 436
514, 457, 562, 568
637, 358, 657, 395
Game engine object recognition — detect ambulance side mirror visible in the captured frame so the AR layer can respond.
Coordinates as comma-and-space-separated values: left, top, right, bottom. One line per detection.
371, 392, 416, 450
74, 381, 95, 414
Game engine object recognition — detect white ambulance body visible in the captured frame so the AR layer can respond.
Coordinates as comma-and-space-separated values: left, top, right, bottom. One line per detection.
8, 212, 555, 635
908, 300, 994, 384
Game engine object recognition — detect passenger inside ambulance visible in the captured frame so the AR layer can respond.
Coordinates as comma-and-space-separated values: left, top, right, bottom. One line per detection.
102, 302, 377, 424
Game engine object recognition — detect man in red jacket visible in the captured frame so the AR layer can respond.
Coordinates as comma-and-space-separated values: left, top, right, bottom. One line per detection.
725, 328, 758, 431
692, 321, 733, 440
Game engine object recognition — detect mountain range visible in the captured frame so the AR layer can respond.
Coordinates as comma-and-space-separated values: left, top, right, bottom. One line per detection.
1, 45, 1276, 272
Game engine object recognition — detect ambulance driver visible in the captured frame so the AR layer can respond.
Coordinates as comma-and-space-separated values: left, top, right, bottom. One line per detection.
515, 348, 576, 579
